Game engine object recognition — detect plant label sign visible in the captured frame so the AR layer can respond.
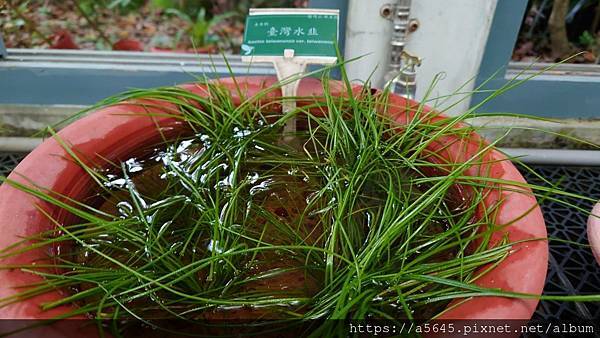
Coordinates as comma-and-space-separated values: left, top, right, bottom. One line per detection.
241, 8, 340, 134
241, 8, 339, 62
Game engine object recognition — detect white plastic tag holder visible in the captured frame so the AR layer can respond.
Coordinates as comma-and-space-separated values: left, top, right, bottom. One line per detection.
242, 51, 337, 135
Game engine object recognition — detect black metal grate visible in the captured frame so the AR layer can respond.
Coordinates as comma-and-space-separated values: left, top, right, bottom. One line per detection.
521, 166, 600, 321
0, 154, 599, 320
0, 153, 24, 177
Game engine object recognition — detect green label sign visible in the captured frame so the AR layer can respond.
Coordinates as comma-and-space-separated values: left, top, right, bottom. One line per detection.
242, 10, 339, 58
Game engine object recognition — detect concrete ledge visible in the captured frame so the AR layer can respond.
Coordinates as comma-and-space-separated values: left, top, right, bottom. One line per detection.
0, 104, 85, 136
1, 104, 599, 150
0, 137, 43, 152
470, 117, 600, 150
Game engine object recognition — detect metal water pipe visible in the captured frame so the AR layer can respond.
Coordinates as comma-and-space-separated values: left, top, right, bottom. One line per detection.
381, 0, 421, 99
344, 0, 419, 97
343, 0, 392, 88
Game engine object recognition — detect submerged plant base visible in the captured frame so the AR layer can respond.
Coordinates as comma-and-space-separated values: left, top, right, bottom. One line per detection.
0, 76, 559, 337
69, 126, 462, 323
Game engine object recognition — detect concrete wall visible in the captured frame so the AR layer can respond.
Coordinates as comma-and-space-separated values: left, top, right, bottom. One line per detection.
344, 0, 498, 115
343, 0, 391, 87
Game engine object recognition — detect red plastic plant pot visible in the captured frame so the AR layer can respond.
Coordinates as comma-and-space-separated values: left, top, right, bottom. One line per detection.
0, 77, 548, 335
589, 202, 600, 265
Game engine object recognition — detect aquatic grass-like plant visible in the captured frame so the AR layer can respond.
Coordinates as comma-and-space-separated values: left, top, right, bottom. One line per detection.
0, 65, 599, 337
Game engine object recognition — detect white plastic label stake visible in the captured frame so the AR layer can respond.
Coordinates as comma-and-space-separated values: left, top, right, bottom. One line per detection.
242, 51, 337, 135
275, 49, 307, 135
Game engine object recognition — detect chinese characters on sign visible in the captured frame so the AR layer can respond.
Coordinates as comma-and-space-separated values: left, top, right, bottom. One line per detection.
266, 26, 318, 37
242, 12, 339, 57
